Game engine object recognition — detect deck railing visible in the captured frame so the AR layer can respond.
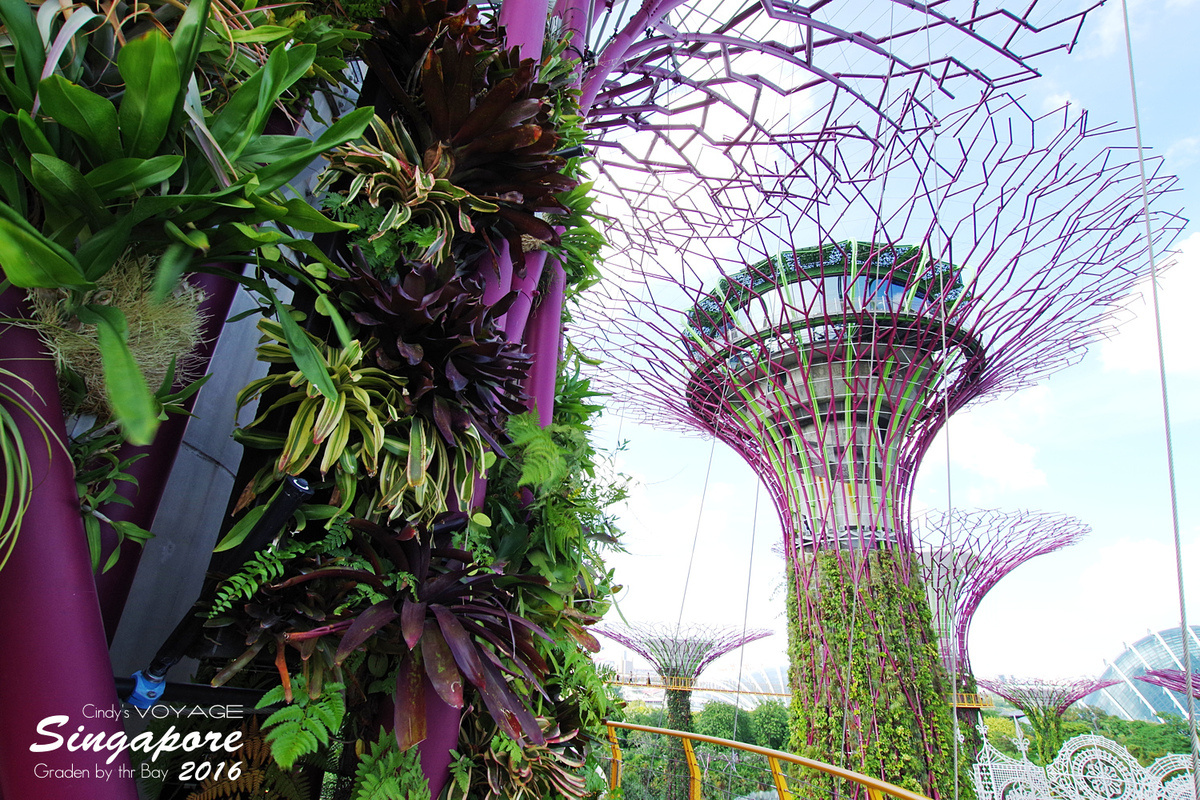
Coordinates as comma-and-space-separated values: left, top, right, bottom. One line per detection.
603, 721, 936, 800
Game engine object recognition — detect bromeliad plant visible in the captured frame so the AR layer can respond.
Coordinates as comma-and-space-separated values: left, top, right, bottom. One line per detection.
336, 514, 551, 749
332, 0, 578, 270
446, 713, 588, 800
318, 114, 500, 273
334, 250, 531, 454
204, 510, 553, 764
232, 317, 490, 522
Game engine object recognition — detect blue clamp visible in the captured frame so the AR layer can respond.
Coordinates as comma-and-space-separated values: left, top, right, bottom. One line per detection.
126, 670, 166, 709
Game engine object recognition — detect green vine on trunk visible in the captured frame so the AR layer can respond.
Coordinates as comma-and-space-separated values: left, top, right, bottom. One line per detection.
786, 549, 971, 800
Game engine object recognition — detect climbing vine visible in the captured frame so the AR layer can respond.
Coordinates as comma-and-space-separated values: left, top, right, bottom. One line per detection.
786, 549, 971, 800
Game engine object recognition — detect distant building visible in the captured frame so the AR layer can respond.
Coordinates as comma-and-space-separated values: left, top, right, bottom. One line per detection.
1082, 626, 1200, 722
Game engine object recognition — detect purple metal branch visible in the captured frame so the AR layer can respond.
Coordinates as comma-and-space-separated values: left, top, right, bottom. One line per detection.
980, 677, 1122, 718
1138, 669, 1200, 700
579, 1, 1104, 260
596, 622, 772, 680
914, 509, 1089, 675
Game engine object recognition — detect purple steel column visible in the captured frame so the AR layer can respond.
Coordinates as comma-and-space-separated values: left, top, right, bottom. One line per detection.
523, 258, 566, 425
503, 249, 547, 342
499, 0, 550, 58
0, 288, 137, 800
93, 271, 242, 639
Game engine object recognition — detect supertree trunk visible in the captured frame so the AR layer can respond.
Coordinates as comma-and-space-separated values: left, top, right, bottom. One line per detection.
788, 550, 963, 799
664, 686, 694, 800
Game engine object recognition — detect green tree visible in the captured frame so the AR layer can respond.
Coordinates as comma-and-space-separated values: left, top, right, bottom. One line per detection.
750, 701, 790, 751
1075, 708, 1194, 765
696, 701, 753, 743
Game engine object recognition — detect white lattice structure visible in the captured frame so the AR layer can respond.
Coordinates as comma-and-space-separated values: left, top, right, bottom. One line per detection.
974, 728, 1195, 800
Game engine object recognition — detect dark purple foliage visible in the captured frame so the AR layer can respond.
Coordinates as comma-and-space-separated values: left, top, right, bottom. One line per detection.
337, 250, 531, 449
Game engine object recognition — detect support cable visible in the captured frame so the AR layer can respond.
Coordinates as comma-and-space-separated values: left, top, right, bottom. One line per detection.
677, 435, 719, 630
1118, 2, 1200, 795
924, 10, 961, 800
731, 479, 762, 744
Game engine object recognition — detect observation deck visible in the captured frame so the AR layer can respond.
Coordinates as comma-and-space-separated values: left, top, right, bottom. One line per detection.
683, 242, 984, 550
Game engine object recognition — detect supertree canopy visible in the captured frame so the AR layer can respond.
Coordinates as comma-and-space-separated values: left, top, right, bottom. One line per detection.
596, 622, 771, 730
981, 677, 1120, 764
915, 509, 1090, 679
580, 0, 1102, 270
1138, 669, 1200, 700
578, 85, 1183, 797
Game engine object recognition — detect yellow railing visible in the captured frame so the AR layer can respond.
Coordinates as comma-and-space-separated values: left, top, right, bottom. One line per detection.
604, 721, 935, 800
950, 693, 993, 709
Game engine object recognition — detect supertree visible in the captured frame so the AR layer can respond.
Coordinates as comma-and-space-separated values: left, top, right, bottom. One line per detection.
915, 510, 1090, 681
597, 622, 772, 732
914, 509, 1088, 758
980, 677, 1120, 764
577, 86, 1183, 797
597, 623, 771, 800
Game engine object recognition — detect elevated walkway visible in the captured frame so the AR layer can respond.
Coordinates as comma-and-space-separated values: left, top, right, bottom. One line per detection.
603, 721, 935, 800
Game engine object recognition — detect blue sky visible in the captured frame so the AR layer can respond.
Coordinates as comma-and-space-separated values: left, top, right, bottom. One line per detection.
591, 0, 1200, 684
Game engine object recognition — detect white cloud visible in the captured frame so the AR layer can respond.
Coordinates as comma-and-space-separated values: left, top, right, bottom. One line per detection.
970, 532, 1200, 679
1042, 91, 1076, 114
1100, 230, 1200, 376
1079, 1, 1127, 58
1165, 136, 1200, 170
919, 386, 1053, 509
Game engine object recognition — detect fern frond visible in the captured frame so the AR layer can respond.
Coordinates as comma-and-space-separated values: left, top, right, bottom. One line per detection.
207, 540, 305, 617
188, 718, 310, 800
507, 413, 568, 490
259, 677, 347, 770
352, 731, 431, 800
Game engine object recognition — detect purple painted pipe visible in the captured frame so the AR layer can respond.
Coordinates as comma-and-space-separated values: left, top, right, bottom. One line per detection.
94, 271, 242, 640
415, 677, 462, 798
0, 288, 138, 800
522, 258, 567, 426
499, 0, 550, 59
503, 249, 547, 341
551, 0, 590, 52
480, 240, 514, 308
579, 0, 690, 112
